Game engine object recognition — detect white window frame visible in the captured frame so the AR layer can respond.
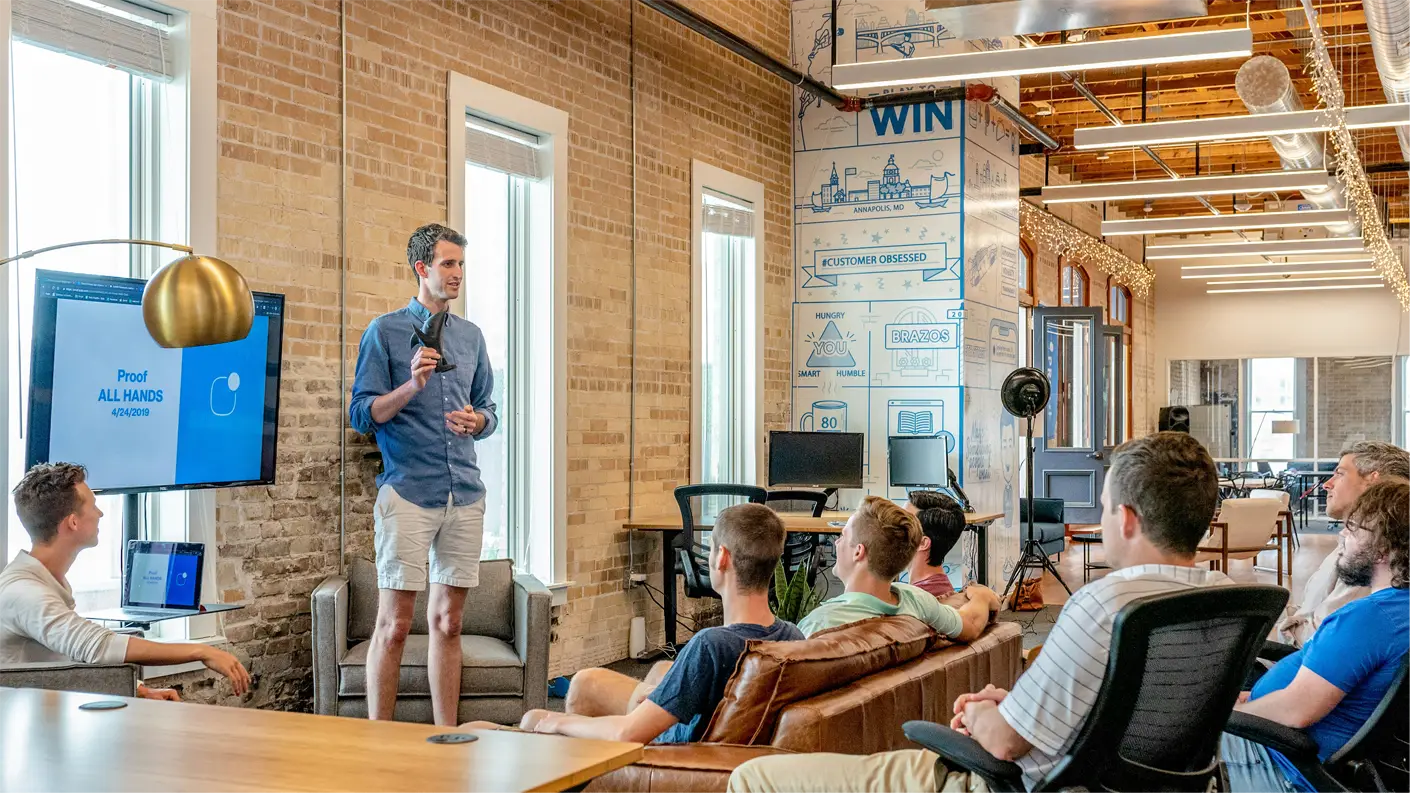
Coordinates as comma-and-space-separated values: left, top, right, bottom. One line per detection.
447, 71, 568, 604
0, 0, 222, 646
689, 161, 764, 485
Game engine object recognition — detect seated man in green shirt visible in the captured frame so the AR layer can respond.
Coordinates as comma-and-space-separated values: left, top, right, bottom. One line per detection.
801, 495, 1000, 641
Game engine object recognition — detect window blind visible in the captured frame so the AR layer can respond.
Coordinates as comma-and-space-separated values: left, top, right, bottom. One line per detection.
465, 114, 542, 180
12, 0, 173, 81
701, 189, 754, 237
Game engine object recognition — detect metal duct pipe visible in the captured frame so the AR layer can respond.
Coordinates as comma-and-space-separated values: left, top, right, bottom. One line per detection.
1234, 55, 1358, 236
1364, 0, 1410, 160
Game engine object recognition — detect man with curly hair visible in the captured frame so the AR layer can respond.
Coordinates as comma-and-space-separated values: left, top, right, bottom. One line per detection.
1223, 478, 1409, 792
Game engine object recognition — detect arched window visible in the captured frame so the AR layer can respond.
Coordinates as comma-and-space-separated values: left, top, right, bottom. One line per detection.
1019, 239, 1035, 306
1109, 282, 1132, 326
1060, 261, 1088, 306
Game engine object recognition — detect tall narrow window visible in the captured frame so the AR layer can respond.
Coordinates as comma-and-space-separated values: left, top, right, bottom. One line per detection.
5, 1, 202, 627
692, 163, 763, 490
1108, 282, 1131, 326
1060, 262, 1088, 306
1403, 357, 1410, 449
448, 73, 568, 593
462, 114, 542, 565
1247, 358, 1296, 460
1018, 239, 1035, 306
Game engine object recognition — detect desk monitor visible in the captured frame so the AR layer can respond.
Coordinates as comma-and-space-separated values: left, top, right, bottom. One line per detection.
124, 541, 204, 610
888, 435, 950, 488
768, 431, 864, 488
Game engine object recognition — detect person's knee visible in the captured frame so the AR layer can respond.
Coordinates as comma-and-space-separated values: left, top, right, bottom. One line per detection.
565, 667, 610, 712
727, 757, 770, 793
429, 602, 464, 639
373, 599, 415, 645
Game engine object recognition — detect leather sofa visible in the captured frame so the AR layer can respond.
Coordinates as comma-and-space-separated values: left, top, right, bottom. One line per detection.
585, 615, 1023, 792
1019, 497, 1068, 559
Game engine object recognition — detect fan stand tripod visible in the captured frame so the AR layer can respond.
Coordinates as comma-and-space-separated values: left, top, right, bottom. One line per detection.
1001, 412, 1073, 604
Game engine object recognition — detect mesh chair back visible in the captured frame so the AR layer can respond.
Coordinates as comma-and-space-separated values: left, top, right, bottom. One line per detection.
1042, 585, 1288, 792
766, 490, 827, 587
1327, 655, 1409, 792
673, 484, 769, 600
766, 489, 827, 517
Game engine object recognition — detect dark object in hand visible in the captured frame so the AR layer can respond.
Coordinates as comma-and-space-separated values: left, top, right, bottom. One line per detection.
412, 311, 456, 373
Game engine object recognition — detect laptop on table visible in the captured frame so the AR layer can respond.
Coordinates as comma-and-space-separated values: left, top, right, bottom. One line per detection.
85, 541, 212, 623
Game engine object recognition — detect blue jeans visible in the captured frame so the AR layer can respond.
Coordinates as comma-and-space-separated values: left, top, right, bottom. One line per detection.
1221, 733, 1300, 793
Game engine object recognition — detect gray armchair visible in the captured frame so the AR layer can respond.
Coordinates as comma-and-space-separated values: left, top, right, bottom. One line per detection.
0, 660, 138, 696
312, 557, 550, 724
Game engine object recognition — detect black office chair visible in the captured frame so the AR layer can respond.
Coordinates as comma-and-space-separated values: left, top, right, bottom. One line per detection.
673, 484, 768, 600
902, 585, 1289, 792
1227, 654, 1409, 793
765, 490, 827, 588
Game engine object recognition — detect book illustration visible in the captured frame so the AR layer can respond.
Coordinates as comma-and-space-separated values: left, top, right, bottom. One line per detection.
896, 410, 934, 435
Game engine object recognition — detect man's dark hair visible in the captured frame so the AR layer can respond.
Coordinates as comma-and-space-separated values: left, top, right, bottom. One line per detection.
712, 503, 787, 593
1106, 432, 1218, 556
406, 223, 468, 280
918, 496, 965, 566
1346, 479, 1409, 589
12, 463, 87, 544
907, 490, 953, 511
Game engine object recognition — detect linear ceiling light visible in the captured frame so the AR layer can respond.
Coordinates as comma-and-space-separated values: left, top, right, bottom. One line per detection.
832, 28, 1252, 90
1179, 258, 1376, 271
1075, 102, 1410, 150
1184, 269, 1377, 280
1040, 170, 1330, 204
1146, 238, 1367, 259
1190, 273, 1376, 282
1207, 283, 1386, 294
1102, 209, 1352, 236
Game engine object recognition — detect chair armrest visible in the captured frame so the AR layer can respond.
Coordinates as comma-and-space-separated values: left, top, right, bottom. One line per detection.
1225, 712, 1319, 760
311, 575, 348, 716
514, 572, 551, 712
902, 721, 1025, 793
0, 661, 138, 697
1258, 640, 1298, 663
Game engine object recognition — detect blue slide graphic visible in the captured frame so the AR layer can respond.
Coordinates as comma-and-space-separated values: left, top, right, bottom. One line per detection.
174, 316, 269, 485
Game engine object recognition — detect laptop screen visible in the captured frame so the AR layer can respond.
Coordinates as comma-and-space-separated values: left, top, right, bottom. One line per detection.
124, 541, 204, 609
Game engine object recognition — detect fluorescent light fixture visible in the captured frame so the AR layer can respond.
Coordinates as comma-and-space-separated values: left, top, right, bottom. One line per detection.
1207, 274, 1382, 285
1147, 238, 1367, 259
1075, 102, 1410, 150
1179, 258, 1375, 271
1102, 209, 1352, 236
1182, 268, 1376, 279
1208, 283, 1385, 294
832, 27, 1252, 90
1040, 170, 1329, 204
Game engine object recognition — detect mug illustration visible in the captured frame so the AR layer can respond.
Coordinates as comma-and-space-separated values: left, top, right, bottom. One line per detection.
801, 399, 847, 432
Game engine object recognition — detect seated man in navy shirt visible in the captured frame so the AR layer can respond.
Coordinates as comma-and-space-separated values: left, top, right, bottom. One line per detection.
1223, 478, 1409, 792
520, 503, 803, 743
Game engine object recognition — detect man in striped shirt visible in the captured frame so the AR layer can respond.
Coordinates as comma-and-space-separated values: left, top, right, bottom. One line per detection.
729, 432, 1233, 792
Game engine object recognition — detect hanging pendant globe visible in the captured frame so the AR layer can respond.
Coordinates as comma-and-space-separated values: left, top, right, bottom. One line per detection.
142, 254, 255, 348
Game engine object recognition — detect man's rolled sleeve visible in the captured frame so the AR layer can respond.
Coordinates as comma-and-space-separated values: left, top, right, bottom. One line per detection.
349, 321, 391, 435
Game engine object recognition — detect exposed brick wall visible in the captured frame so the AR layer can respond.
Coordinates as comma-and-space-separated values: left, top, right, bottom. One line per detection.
1316, 358, 1395, 454
194, 0, 792, 711
1019, 159, 1159, 436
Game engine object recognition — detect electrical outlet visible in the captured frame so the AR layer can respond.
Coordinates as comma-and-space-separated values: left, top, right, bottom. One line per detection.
630, 573, 647, 585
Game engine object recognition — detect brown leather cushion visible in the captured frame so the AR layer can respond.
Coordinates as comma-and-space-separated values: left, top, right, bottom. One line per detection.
702, 615, 939, 745
583, 745, 794, 793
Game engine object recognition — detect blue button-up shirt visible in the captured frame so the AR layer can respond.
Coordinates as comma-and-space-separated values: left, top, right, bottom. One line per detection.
349, 298, 498, 508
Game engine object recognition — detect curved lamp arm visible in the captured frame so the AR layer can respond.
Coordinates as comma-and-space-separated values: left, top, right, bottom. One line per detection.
0, 238, 194, 267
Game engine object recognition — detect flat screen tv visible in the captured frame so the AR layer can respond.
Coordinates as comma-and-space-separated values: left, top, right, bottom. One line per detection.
25, 269, 285, 494
767, 431, 865, 489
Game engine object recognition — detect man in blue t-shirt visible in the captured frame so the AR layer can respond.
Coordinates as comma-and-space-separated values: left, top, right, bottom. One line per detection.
1222, 478, 1409, 792
519, 503, 803, 744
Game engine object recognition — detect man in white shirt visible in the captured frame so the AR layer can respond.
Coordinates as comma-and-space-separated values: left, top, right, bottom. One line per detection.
728, 432, 1233, 793
1275, 441, 1408, 646
0, 462, 251, 700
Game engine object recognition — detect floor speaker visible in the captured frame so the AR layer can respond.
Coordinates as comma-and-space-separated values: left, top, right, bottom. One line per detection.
1159, 405, 1191, 433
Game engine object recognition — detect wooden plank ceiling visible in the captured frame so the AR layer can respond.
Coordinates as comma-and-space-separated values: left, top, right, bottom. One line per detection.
1018, 0, 1409, 225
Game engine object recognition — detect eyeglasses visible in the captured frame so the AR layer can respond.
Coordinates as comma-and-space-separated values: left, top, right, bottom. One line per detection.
1342, 520, 1370, 535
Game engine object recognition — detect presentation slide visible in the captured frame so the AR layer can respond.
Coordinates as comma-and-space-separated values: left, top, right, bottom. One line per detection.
129, 550, 199, 607
27, 271, 284, 492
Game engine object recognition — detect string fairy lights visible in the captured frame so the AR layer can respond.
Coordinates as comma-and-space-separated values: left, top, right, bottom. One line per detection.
1019, 200, 1154, 297
1299, 0, 1410, 310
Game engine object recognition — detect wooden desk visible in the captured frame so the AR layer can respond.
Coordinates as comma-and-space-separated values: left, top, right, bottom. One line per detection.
625, 509, 1005, 649
0, 687, 643, 792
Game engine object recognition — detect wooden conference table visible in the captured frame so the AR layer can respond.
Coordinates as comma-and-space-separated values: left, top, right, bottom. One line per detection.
0, 687, 643, 792
625, 509, 1004, 649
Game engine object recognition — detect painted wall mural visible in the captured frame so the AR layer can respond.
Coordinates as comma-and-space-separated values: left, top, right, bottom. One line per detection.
791, 0, 1022, 588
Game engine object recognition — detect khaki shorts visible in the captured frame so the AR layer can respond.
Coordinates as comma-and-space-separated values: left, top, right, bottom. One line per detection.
374, 484, 485, 591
